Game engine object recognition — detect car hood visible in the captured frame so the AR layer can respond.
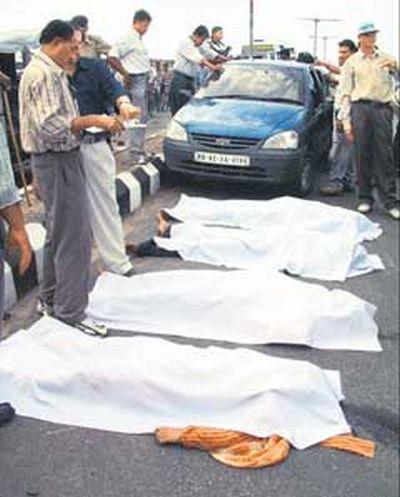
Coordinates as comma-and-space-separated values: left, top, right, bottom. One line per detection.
175, 97, 307, 140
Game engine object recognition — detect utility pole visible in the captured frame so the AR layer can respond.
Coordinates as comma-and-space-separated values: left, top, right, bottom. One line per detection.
299, 17, 342, 57
322, 35, 338, 60
310, 34, 339, 60
250, 0, 254, 59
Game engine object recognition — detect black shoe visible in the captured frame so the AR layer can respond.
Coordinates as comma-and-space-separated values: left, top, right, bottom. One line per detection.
320, 184, 344, 196
37, 298, 54, 317
0, 402, 15, 426
342, 183, 355, 193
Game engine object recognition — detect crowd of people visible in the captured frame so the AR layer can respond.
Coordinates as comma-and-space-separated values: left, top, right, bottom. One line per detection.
0, 10, 399, 424
0, 10, 241, 341
147, 61, 174, 116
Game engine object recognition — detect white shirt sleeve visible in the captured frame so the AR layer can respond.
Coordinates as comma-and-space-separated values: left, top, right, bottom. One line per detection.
337, 59, 354, 131
199, 41, 215, 59
109, 33, 135, 59
178, 40, 204, 65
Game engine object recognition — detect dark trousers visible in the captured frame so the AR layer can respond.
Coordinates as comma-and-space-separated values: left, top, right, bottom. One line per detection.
169, 72, 195, 116
32, 149, 92, 324
351, 101, 398, 208
137, 239, 180, 258
136, 223, 179, 257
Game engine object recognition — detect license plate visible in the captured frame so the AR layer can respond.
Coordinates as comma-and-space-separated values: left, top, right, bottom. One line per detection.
194, 151, 250, 167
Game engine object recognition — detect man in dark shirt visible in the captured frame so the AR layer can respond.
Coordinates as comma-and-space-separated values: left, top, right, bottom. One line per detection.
207, 27, 231, 60
70, 56, 140, 276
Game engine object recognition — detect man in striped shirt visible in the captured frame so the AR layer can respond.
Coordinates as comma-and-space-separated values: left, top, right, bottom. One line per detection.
19, 20, 123, 336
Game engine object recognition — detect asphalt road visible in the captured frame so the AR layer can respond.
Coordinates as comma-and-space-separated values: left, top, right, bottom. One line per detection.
0, 172, 399, 497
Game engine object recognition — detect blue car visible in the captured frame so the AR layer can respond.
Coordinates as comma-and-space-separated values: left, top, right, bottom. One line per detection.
164, 60, 333, 194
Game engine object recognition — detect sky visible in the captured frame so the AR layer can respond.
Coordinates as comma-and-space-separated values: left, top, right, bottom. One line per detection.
1, 0, 398, 61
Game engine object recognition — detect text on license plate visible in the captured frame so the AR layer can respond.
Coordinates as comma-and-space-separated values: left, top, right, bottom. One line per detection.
194, 151, 250, 167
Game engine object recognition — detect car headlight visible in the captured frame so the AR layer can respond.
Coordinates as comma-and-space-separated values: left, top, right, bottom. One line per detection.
166, 120, 188, 141
263, 131, 299, 149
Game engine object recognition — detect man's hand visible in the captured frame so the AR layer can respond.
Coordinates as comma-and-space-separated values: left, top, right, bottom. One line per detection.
96, 115, 125, 134
345, 128, 355, 143
1, 204, 32, 275
123, 74, 133, 89
378, 58, 398, 71
118, 103, 141, 121
213, 64, 224, 72
7, 226, 32, 275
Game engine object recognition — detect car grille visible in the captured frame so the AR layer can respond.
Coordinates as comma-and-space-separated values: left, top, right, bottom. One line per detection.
190, 133, 261, 150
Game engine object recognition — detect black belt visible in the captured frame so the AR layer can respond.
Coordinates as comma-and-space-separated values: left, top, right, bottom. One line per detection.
173, 71, 194, 81
354, 99, 390, 106
82, 132, 109, 144
129, 72, 149, 77
32, 147, 80, 156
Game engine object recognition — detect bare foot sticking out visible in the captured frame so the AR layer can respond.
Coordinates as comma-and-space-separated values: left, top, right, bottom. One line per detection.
157, 211, 173, 237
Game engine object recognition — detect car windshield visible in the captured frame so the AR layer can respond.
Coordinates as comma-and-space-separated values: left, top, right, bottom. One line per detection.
196, 65, 305, 104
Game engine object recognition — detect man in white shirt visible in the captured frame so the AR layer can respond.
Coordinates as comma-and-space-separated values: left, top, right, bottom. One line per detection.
108, 10, 152, 163
338, 22, 399, 219
169, 26, 222, 116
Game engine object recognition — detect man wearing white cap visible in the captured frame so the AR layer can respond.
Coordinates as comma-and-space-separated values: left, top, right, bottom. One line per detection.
339, 22, 399, 219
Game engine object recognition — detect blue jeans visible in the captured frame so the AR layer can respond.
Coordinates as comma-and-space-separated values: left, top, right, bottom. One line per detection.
328, 124, 354, 188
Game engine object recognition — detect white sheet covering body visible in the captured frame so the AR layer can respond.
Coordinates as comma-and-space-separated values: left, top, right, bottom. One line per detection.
87, 271, 381, 351
165, 195, 382, 242
0, 317, 350, 449
155, 223, 384, 281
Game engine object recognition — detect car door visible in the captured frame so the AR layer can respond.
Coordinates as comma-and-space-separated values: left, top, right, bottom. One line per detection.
309, 68, 333, 164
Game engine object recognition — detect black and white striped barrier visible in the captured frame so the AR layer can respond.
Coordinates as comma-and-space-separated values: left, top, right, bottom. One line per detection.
4, 157, 166, 312
116, 156, 166, 216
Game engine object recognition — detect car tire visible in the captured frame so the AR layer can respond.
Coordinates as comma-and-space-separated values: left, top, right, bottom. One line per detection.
294, 151, 315, 197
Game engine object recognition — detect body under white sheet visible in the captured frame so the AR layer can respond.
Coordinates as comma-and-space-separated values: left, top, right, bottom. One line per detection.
87, 270, 381, 351
0, 317, 351, 449
154, 223, 384, 281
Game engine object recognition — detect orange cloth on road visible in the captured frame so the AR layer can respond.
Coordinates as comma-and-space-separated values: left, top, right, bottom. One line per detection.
155, 426, 375, 469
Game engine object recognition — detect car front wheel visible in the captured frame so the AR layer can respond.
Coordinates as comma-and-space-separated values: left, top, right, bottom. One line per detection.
294, 151, 314, 197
